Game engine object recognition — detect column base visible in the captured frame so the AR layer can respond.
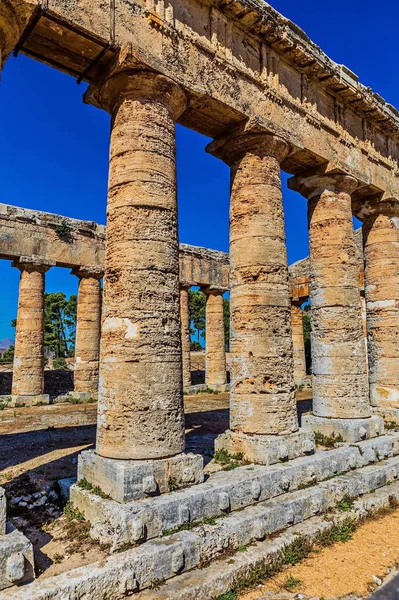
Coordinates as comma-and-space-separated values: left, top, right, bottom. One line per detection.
78, 449, 204, 503
214, 429, 315, 466
0, 394, 50, 408
302, 414, 384, 443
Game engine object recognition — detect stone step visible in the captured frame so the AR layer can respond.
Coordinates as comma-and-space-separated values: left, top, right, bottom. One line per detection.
136, 482, 399, 600
3, 454, 399, 599
71, 433, 399, 549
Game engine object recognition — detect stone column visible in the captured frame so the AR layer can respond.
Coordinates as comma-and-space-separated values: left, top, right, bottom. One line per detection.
362, 204, 399, 420
72, 267, 103, 400
207, 130, 314, 464
0, 5, 31, 69
180, 285, 191, 391
291, 301, 307, 383
204, 288, 226, 389
10, 259, 51, 406
288, 173, 383, 441
76, 69, 203, 502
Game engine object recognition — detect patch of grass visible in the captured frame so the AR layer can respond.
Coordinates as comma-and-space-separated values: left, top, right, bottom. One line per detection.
77, 478, 111, 500
161, 515, 218, 536
55, 220, 73, 238
281, 535, 313, 565
65, 397, 97, 405
214, 450, 247, 471
201, 387, 220, 395
316, 517, 356, 546
237, 545, 249, 552
314, 431, 344, 449
168, 477, 179, 492
283, 576, 301, 591
212, 592, 237, 600
0, 397, 11, 411
385, 420, 399, 431
336, 494, 356, 512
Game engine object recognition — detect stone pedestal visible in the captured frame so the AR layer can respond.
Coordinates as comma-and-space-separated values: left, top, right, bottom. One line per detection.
11, 258, 51, 402
72, 267, 103, 398
291, 301, 307, 383
363, 209, 399, 413
204, 288, 226, 389
207, 130, 315, 464
302, 414, 384, 443
77, 68, 203, 497
289, 172, 382, 442
180, 286, 192, 390
78, 449, 204, 503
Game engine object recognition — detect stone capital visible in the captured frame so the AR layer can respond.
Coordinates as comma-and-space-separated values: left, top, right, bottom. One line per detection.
85, 68, 187, 121
353, 193, 399, 221
179, 282, 192, 292
12, 256, 54, 274
202, 286, 226, 296
288, 172, 358, 200
72, 266, 104, 280
207, 127, 290, 166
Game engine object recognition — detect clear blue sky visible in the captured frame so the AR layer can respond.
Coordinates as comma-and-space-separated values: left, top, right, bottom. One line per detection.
0, 0, 397, 339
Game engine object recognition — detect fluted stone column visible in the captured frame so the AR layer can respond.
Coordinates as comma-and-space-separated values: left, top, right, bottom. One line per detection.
204, 288, 226, 389
208, 130, 314, 464
289, 173, 383, 441
10, 259, 51, 406
72, 267, 103, 399
76, 69, 203, 502
291, 302, 307, 383
362, 204, 399, 419
180, 285, 192, 391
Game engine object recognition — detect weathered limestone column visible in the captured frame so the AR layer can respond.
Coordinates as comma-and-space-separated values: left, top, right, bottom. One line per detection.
180, 285, 192, 391
291, 301, 307, 383
72, 267, 103, 399
0, 4, 31, 69
288, 173, 383, 441
76, 68, 203, 502
204, 288, 226, 389
207, 130, 314, 464
10, 259, 51, 406
361, 202, 399, 420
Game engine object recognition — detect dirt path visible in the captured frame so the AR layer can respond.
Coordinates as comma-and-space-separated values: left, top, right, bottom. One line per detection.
241, 509, 399, 599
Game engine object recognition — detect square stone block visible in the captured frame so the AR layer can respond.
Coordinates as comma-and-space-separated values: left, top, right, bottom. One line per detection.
214, 429, 315, 466
0, 526, 34, 591
6, 394, 50, 408
302, 414, 384, 442
78, 449, 204, 503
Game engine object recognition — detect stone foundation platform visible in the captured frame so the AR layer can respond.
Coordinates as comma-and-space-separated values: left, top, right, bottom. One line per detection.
0, 394, 50, 408
302, 414, 384, 442
214, 428, 315, 465
78, 449, 204, 503
53, 391, 98, 404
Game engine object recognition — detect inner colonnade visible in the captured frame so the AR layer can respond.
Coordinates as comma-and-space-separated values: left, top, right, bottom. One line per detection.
2, 0, 399, 595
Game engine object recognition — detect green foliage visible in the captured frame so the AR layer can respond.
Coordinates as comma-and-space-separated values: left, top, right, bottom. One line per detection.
336, 495, 356, 512
281, 535, 313, 565
190, 341, 203, 351
0, 345, 14, 363
316, 517, 356, 546
55, 220, 72, 238
314, 431, 344, 448
44, 292, 77, 358
214, 449, 246, 471
385, 420, 399, 431
188, 289, 206, 345
77, 478, 110, 500
0, 397, 11, 410
53, 357, 68, 370
284, 576, 302, 591
212, 593, 237, 600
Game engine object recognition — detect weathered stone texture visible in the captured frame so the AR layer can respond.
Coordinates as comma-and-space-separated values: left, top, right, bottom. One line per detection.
290, 302, 306, 381
12, 261, 48, 397
180, 286, 191, 390
95, 71, 187, 460
205, 290, 226, 388
211, 133, 298, 436
291, 174, 370, 419
363, 213, 399, 409
73, 268, 103, 395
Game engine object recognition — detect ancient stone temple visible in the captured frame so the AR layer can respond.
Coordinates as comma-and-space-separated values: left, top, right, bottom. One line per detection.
0, 0, 399, 597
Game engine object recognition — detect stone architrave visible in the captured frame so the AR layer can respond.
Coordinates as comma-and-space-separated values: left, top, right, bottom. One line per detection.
10, 258, 52, 406
76, 68, 203, 502
288, 173, 383, 441
207, 130, 314, 464
361, 200, 399, 419
291, 301, 307, 383
180, 285, 192, 391
204, 287, 226, 389
72, 266, 103, 399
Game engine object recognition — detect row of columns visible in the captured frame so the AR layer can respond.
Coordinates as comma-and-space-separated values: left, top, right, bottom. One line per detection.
9, 261, 103, 403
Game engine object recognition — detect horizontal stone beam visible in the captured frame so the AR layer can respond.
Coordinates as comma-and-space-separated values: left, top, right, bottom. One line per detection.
4, 1, 399, 205
0, 204, 229, 290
